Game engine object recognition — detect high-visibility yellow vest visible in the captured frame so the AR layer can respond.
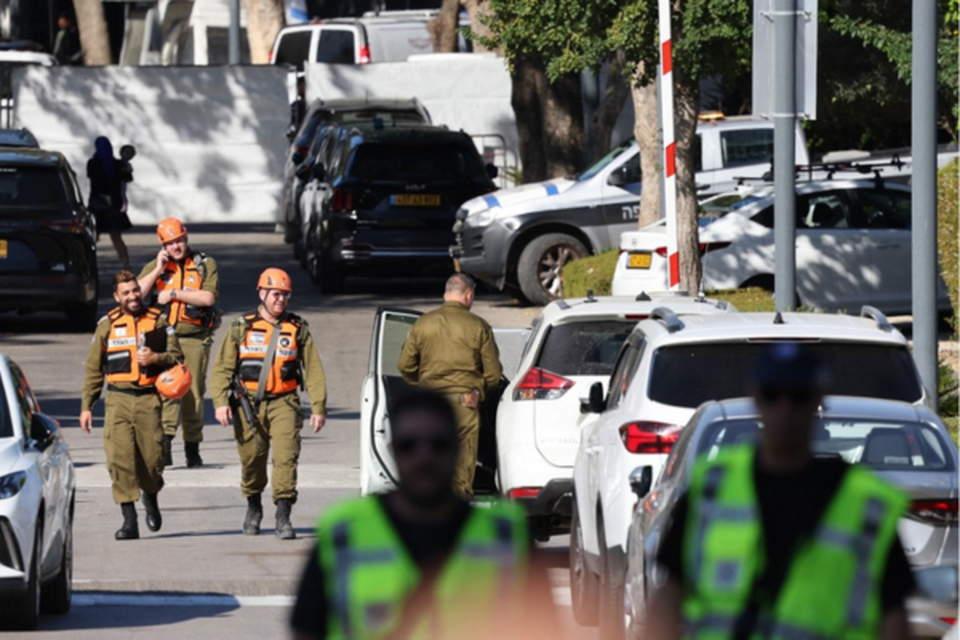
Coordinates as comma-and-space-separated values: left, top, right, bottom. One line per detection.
682, 445, 907, 640
316, 496, 529, 640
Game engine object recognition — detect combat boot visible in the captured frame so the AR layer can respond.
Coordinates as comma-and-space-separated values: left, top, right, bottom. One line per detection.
275, 499, 296, 540
141, 492, 162, 532
163, 435, 173, 467
115, 502, 139, 540
243, 494, 263, 536
184, 441, 203, 468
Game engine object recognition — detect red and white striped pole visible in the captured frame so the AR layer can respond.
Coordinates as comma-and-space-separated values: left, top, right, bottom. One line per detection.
659, 0, 680, 290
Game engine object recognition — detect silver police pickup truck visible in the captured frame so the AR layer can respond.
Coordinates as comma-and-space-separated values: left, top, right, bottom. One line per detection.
452, 116, 809, 305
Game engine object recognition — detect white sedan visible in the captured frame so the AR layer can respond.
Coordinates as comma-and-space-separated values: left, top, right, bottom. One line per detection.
0, 355, 75, 629
611, 180, 952, 315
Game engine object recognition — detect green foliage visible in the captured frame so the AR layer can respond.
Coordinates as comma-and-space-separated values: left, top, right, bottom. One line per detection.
560, 250, 617, 297
938, 161, 959, 331
940, 359, 959, 418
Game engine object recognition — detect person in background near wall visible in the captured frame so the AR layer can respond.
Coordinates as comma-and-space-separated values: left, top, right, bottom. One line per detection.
119, 144, 136, 217
87, 136, 132, 270
53, 13, 83, 65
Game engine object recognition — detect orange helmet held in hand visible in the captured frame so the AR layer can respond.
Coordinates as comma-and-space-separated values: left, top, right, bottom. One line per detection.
257, 268, 292, 292
156, 363, 192, 399
157, 218, 188, 244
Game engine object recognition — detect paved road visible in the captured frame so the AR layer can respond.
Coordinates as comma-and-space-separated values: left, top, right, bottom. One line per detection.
0, 225, 593, 639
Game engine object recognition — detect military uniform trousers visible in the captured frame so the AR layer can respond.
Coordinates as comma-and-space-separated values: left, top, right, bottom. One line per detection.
232, 393, 304, 503
103, 391, 165, 504
162, 334, 212, 442
446, 394, 480, 501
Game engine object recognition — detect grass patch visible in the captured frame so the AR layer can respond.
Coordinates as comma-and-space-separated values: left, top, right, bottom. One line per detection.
945, 417, 959, 446
938, 161, 959, 332
705, 288, 775, 312
561, 250, 618, 297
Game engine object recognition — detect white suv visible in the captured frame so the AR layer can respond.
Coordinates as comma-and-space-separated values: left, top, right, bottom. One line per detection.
496, 293, 733, 540
570, 308, 929, 636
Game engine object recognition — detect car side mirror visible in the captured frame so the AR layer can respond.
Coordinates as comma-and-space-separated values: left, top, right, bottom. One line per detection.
607, 167, 628, 187
485, 163, 499, 179
580, 381, 605, 414
285, 125, 298, 143
629, 466, 653, 498
291, 150, 305, 166
312, 163, 327, 181
29, 414, 56, 452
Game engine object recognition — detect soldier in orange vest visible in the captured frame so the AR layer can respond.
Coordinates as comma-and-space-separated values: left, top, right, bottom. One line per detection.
80, 271, 183, 540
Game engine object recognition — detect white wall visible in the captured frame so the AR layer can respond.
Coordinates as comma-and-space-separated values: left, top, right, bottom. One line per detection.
14, 65, 288, 225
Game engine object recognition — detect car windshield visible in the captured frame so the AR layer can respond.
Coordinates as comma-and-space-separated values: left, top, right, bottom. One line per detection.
648, 342, 923, 408
348, 143, 483, 182
0, 379, 9, 438
536, 320, 636, 376
0, 167, 67, 207
698, 418, 955, 472
578, 141, 634, 182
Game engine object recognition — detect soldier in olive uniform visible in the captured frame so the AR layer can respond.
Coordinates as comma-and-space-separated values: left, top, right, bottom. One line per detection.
397, 273, 502, 500
211, 268, 328, 540
138, 217, 220, 468
79, 271, 183, 540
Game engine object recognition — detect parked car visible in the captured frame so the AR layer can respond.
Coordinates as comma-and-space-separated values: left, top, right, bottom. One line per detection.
622, 396, 959, 639
570, 308, 929, 637
497, 293, 733, 541
451, 116, 809, 305
0, 355, 75, 629
304, 122, 498, 292
611, 180, 953, 315
359, 307, 530, 496
0, 129, 38, 149
0, 148, 98, 330
281, 98, 432, 252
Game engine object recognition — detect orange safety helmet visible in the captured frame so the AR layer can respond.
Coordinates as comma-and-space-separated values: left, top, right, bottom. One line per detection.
157, 217, 188, 244
156, 363, 193, 400
257, 268, 292, 292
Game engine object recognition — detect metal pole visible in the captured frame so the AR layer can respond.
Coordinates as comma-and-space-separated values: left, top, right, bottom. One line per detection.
912, 0, 938, 405
773, 0, 797, 311
228, 0, 241, 65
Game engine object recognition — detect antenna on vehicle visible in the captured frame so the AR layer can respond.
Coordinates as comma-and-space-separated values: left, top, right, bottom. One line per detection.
585, 289, 597, 303
635, 292, 651, 301
773, 311, 784, 325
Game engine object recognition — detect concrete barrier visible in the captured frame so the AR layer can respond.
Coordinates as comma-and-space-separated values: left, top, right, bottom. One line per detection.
14, 65, 288, 225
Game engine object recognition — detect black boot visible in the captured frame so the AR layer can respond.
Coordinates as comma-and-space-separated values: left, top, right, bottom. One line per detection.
243, 494, 263, 536
275, 499, 296, 540
163, 435, 173, 467
184, 442, 203, 468
115, 502, 139, 540
141, 492, 162, 532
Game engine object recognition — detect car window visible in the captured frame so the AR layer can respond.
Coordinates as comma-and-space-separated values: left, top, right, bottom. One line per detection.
535, 320, 635, 377
607, 339, 645, 409
720, 128, 773, 169
0, 168, 68, 207
647, 342, 923, 409
798, 191, 854, 229
8, 363, 36, 432
854, 189, 911, 230
0, 373, 10, 438
317, 29, 355, 63
348, 142, 483, 182
692, 133, 702, 173
579, 142, 633, 182
698, 418, 954, 471
520, 315, 544, 363
621, 155, 641, 184
275, 30, 312, 68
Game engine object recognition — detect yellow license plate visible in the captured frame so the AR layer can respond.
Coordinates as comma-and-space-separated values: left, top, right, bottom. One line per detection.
0, 240, 7, 259
391, 194, 441, 207
628, 252, 651, 269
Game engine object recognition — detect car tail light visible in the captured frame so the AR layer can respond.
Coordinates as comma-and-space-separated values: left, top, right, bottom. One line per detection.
654, 242, 731, 257
508, 487, 540, 499
358, 46, 371, 64
941, 617, 957, 626
43, 219, 85, 234
908, 499, 958, 525
330, 188, 354, 213
618, 421, 681, 454
513, 367, 574, 401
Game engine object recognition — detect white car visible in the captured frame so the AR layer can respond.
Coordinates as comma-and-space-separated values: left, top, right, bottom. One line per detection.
570, 308, 930, 636
611, 180, 953, 315
496, 293, 733, 540
0, 355, 75, 629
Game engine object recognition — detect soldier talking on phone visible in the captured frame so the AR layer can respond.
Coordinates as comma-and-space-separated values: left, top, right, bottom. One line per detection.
397, 274, 502, 501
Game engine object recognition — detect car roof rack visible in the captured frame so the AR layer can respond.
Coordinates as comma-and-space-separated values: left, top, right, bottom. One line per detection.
860, 305, 893, 332
650, 307, 684, 333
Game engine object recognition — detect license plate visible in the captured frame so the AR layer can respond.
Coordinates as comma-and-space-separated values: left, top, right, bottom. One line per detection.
0, 240, 6, 259
627, 252, 651, 269
391, 194, 441, 207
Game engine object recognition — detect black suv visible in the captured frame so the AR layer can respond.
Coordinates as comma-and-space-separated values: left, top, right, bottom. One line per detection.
0, 148, 98, 329
305, 123, 496, 292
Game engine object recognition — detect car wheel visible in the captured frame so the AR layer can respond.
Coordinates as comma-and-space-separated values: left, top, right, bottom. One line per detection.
569, 505, 599, 626
598, 520, 625, 640
66, 301, 98, 333
41, 508, 72, 615
2, 527, 41, 630
517, 233, 587, 306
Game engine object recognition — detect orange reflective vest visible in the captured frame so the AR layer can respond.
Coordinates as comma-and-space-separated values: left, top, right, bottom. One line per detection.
104, 307, 164, 386
236, 311, 302, 396
155, 252, 215, 328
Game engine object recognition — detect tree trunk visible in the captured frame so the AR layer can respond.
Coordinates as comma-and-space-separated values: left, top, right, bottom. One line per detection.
71, 0, 111, 65
243, 0, 284, 64
632, 62, 661, 228
541, 70, 585, 178
462, 0, 496, 53
588, 50, 630, 163
427, 0, 460, 53
510, 56, 547, 183
674, 79, 702, 294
